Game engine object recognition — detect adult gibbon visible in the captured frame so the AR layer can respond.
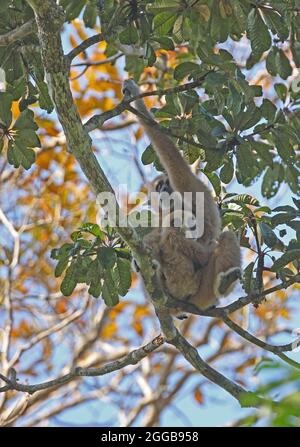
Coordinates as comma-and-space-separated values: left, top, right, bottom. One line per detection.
123, 79, 241, 311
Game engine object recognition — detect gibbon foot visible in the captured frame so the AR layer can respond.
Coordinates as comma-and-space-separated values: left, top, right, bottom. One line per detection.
122, 79, 140, 98
216, 267, 241, 296
152, 259, 161, 270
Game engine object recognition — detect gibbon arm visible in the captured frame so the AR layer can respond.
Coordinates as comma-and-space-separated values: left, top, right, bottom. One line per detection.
123, 79, 198, 194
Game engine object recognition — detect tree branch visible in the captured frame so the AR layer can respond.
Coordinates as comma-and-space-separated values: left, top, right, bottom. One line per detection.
0, 336, 164, 394
0, 19, 36, 46
66, 33, 104, 64
166, 275, 300, 318
222, 315, 300, 369
84, 76, 211, 133
155, 308, 261, 408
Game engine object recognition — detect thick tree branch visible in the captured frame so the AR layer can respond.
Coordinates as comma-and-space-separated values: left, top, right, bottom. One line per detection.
0, 19, 36, 46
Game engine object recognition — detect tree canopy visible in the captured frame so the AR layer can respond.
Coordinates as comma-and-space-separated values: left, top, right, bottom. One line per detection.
0, 0, 300, 427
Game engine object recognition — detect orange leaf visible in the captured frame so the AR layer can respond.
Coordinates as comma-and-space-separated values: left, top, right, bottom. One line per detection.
133, 320, 144, 337
194, 388, 204, 405
55, 299, 68, 314
102, 321, 118, 339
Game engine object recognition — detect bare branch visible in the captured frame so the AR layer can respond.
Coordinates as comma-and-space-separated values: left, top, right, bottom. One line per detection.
0, 335, 164, 394
66, 33, 104, 64
71, 53, 122, 68
8, 297, 89, 368
222, 315, 300, 369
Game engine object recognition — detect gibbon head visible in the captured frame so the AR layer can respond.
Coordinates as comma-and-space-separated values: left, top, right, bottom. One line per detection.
152, 174, 173, 195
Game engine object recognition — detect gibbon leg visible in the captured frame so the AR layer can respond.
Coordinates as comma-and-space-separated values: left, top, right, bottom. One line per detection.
188, 231, 241, 311
213, 231, 241, 297
143, 228, 163, 268
180, 238, 217, 267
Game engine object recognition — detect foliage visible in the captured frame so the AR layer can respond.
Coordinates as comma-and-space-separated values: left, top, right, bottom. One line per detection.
51, 224, 132, 305
236, 360, 300, 427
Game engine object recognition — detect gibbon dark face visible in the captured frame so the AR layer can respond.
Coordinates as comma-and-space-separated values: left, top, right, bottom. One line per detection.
154, 175, 173, 195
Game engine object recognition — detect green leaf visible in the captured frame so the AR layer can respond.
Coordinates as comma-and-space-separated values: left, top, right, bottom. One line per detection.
226, 194, 260, 207
271, 250, 300, 272
153, 11, 177, 36
266, 48, 292, 79
266, 47, 277, 76
242, 261, 255, 294
63, 0, 86, 21
141, 145, 156, 165
251, 141, 273, 165
262, 9, 289, 40
227, 82, 242, 117
271, 210, 299, 226
87, 259, 102, 298
60, 263, 78, 296
55, 256, 69, 277
0, 92, 13, 127
273, 129, 295, 166
16, 129, 40, 148
36, 80, 54, 113
98, 246, 117, 269
119, 24, 139, 45
147, 0, 181, 15
277, 49, 292, 79
260, 99, 277, 122
102, 270, 119, 307
174, 62, 200, 81
88, 280, 102, 298
220, 159, 234, 184
259, 222, 284, 250
236, 102, 261, 130
83, 2, 97, 28
7, 140, 36, 170
262, 164, 284, 198
116, 258, 132, 296
80, 222, 104, 239
247, 8, 271, 60
6, 76, 26, 101
152, 36, 174, 50
236, 143, 256, 184
145, 43, 156, 66
204, 171, 221, 196
13, 109, 38, 130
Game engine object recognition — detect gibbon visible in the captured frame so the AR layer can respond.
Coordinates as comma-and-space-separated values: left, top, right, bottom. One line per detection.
123, 79, 241, 312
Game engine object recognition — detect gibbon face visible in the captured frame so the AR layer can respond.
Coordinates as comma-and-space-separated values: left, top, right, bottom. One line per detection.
153, 174, 173, 195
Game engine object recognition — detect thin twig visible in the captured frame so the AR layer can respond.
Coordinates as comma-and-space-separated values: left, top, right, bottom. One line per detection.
66, 33, 104, 64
